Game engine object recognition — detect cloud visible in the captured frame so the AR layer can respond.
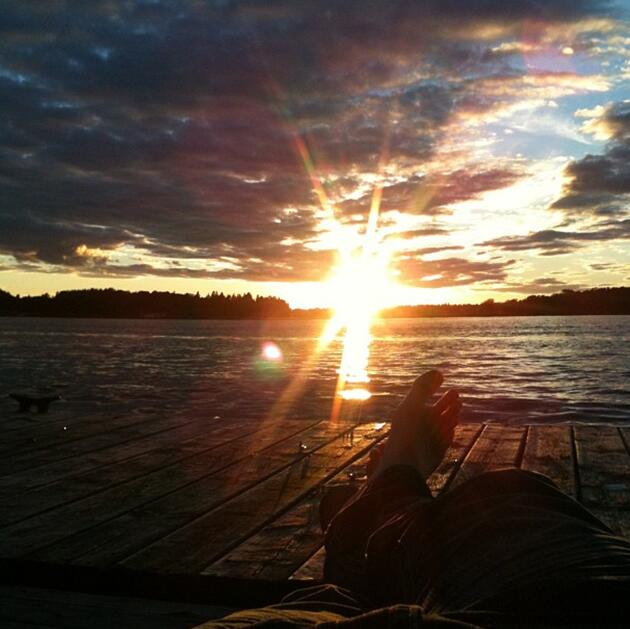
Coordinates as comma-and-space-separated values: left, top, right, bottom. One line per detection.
490, 277, 584, 293
396, 254, 515, 287
553, 100, 630, 215
589, 261, 629, 272
481, 100, 630, 260
0, 0, 623, 283
483, 219, 630, 255
338, 167, 524, 219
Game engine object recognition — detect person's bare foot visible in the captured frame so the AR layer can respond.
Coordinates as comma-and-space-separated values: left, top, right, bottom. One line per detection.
371, 370, 461, 480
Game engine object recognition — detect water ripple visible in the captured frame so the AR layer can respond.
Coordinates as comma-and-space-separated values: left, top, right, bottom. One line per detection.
0, 315, 628, 425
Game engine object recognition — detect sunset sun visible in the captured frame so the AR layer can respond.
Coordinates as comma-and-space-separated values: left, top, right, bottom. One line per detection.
319, 212, 397, 404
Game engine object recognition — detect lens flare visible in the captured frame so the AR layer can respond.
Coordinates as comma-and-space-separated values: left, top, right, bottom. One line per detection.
261, 342, 282, 361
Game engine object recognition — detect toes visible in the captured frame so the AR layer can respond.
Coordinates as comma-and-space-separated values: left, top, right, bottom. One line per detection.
441, 399, 462, 427
397, 370, 443, 417
433, 389, 459, 414
438, 402, 460, 442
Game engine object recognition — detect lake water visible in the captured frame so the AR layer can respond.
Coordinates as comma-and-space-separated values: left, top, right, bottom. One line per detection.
1, 316, 629, 424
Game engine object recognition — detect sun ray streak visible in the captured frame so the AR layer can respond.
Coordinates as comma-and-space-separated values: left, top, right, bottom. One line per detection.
328, 112, 393, 420
257, 76, 394, 426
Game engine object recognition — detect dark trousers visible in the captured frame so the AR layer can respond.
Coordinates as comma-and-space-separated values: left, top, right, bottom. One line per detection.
203, 468, 630, 627
323, 466, 630, 626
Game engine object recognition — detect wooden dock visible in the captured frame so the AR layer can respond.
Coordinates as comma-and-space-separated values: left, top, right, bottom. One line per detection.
1, 404, 629, 627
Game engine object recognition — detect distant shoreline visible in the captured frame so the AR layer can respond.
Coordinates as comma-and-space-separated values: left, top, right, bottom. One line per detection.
1, 286, 629, 319
1, 312, 630, 321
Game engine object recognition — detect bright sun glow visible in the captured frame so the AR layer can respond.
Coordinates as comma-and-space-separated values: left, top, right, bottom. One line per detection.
269, 123, 398, 423
324, 244, 392, 402
318, 177, 396, 406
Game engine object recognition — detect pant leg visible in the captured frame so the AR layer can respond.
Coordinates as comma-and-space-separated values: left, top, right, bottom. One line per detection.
324, 465, 433, 599
412, 469, 630, 620
325, 465, 630, 619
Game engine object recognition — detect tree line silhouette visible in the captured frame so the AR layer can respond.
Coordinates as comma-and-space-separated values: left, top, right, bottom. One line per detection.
0, 288, 291, 319
381, 287, 630, 317
0, 286, 628, 319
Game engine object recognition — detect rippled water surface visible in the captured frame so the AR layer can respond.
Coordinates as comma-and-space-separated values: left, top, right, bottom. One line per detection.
1, 316, 628, 424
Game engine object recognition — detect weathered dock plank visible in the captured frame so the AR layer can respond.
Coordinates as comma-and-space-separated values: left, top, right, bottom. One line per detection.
0, 415, 266, 494
204, 449, 379, 580
1, 405, 82, 435
450, 424, 526, 488
0, 408, 184, 458
0, 411, 249, 476
118, 423, 386, 574
573, 425, 630, 538
427, 423, 483, 495
521, 424, 575, 497
0, 418, 321, 526
207, 423, 483, 580
290, 546, 327, 581
0, 420, 347, 558
284, 424, 484, 582
1, 420, 629, 596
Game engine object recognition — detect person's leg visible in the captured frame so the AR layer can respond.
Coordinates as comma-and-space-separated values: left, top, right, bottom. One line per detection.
197, 371, 468, 628
324, 370, 461, 600
407, 467, 630, 621
324, 463, 433, 596
327, 432, 630, 619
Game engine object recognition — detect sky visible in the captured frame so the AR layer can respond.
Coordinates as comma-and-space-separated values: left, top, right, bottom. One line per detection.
0, 0, 629, 308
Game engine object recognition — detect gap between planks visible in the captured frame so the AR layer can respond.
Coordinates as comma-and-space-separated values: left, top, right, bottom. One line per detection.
4, 421, 377, 569
0, 418, 325, 527
3, 422, 629, 586
115, 423, 388, 574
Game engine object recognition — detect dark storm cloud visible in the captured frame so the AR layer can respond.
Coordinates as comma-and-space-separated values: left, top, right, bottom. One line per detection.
397, 254, 515, 287
0, 0, 617, 280
67, 243, 335, 282
490, 277, 584, 293
483, 219, 630, 256
0, 211, 137, 265
553, 101, 630, 216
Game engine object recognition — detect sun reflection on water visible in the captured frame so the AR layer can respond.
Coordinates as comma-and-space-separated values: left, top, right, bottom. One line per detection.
325, 237, 392, 410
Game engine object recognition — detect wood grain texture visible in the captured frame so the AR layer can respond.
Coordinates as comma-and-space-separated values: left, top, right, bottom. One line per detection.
0, 419, 334, 558
290, 546, 326, 581
232, 423, 481, 581
2, 420, 629, 591
0, 409, 183, 460
0, 411, 236, 476
19, 422, 370, 566
450, 424, 526, 488
119, 423, 387, 574
204, 444, 383, 580
521, 425, 575, 497
427, 423, 483, 495
573, 425, 630, 537
0, 418, 318, 526
0, 416, 263, 494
